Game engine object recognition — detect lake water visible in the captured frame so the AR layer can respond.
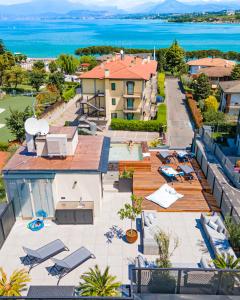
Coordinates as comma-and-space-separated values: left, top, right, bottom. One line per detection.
0, 19, 240, 57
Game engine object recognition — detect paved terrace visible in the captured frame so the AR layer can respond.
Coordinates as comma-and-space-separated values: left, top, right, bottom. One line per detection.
0, 192, 210, 291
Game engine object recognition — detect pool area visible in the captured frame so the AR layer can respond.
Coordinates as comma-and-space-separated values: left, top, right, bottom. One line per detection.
109, 143, 143, 162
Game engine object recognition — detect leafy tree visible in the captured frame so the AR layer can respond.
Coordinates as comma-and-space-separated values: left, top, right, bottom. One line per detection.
165, 40, 186, 75
0, 268, 30, 296
192, 73, 211, 101
57, 54, 79, 74
79, 55, 97, 70
0, 52, 15, 85
36, 84, 61, 115
3, 65, 26, 88
14, 54, 27, 63
48, 71, 65, 95
5, 106, 33, 142
29, 69, 46, 91
78, 265, 121, 297
33, 60, 45, 70
118, 194, 142, 235
157, 48, 167, 72
204, 95, 219, 112
48, 61, 58, 73
231, 64, 240, 80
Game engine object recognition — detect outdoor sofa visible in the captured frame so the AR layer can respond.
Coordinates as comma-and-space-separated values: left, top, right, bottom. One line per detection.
200, 213, 237, 268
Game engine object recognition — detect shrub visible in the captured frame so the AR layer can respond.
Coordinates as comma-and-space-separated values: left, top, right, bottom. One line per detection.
203, 110, 225, 124
157, 103, 167, 126
0, 142, 9, 151
204, 95, 219, 112
186, 96, 203, 128
157, 73, 165, 98
110, 118, 162, 132
63, 86, 76, 102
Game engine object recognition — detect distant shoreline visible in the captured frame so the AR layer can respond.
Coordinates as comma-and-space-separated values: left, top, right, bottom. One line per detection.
2, 19, 240, 57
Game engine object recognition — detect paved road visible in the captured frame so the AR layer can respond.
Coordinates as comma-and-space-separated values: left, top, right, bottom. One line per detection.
166, 78, 194, 149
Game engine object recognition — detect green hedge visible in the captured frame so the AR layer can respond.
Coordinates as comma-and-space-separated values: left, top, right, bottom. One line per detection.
63, 87, 76, 102
157, 73, 165, 98
110, 118, 162, 132
157, 104, 167, 125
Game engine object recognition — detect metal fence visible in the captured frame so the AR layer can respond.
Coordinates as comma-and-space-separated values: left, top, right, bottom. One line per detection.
0, 201, 16, 249
199, 127, 240, 189
193, 129, 240, 224
132, 267, 240, 296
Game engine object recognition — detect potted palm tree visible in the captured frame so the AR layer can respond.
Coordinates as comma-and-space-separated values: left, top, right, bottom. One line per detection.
0, 268, 30, 296
118, 194, 143, 243
78, 265, 121, 297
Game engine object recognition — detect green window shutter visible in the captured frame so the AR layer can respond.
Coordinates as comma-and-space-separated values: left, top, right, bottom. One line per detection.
112, 98, 116, 105
111, 83, 116, 90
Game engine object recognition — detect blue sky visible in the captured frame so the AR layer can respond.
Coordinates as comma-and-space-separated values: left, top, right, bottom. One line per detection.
0, 0, 236, 9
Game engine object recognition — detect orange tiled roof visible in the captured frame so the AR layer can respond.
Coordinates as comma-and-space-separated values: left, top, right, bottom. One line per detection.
0, 151, 9, 172
80, 55, 157, 80
187, 58, 235, 68
197, 66, 233, 77
3, 136, 105, 172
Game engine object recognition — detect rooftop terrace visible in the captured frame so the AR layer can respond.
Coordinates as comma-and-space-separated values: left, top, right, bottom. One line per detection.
0, 192, 211, 292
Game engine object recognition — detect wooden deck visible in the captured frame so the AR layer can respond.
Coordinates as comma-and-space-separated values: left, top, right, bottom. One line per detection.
132, 152, 220, 213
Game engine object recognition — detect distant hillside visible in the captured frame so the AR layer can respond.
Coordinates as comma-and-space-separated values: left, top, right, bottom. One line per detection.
136, 0, 240, 14
0, 0, 123, 17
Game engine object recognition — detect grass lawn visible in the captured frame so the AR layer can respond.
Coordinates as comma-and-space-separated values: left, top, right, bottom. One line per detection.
157, 73, 165, 98
157, 103, 167, 126
0, 95, 35, 143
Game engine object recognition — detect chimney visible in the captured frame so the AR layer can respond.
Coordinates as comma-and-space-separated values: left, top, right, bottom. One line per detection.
105, 69, 110, 77
147, 56, 151, 63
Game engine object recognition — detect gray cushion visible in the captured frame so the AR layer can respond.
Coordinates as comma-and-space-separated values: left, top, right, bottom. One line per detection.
145, 215, 151, 227
208, 220, 218, 231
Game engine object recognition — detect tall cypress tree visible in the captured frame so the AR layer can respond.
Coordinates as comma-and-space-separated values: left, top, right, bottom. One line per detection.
165, 40, 186, 74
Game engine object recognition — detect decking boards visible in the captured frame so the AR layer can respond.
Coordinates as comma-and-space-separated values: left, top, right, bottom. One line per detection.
132, 151, 220, 213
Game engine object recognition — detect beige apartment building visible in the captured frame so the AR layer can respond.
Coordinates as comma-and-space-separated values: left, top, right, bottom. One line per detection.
79, 54, 158, 122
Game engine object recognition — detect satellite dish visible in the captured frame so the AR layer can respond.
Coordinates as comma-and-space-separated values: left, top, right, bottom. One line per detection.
38, 119, 49, 135
24, 117, 40, 136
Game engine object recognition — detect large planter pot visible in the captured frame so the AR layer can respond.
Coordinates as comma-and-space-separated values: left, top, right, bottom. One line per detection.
119, 178, 133, 192
126, 229, 138, 243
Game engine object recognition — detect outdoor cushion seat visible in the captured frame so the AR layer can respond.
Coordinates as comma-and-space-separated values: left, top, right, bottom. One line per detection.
21, 239, 69, 271
146, 183, 183, 208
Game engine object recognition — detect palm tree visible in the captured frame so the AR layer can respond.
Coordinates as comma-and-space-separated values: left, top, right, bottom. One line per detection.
78, 265, 121, 297
0, 268, 30, 296
213, 253, 240, 269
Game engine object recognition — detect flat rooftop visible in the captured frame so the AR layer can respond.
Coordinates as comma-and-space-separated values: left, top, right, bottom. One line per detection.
3, 135, 110, 172
0, 192, 211, 290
